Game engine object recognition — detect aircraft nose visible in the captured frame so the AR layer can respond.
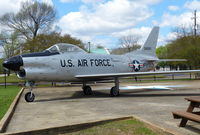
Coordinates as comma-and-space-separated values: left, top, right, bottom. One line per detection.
3, 55, 23, 71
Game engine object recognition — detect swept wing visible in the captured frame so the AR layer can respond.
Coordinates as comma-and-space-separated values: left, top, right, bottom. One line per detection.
75, 70, 200, 79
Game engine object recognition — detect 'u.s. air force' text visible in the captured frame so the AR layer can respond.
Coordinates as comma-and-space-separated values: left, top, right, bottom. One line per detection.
60, 59, 112, 67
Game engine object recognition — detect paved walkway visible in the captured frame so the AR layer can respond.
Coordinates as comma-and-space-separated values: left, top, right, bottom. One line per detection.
5, 80, 200, 135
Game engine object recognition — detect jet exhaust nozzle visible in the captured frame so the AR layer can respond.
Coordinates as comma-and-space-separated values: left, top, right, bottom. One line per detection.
3, 55, 23, 71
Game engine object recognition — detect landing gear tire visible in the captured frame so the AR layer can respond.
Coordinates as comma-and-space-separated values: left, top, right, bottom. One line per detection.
83, 86, 93, 95
110, 86, 119, 97
25, 92, 35, 102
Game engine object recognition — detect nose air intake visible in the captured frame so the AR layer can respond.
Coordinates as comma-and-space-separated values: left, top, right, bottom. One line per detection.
3, 55, 23, 71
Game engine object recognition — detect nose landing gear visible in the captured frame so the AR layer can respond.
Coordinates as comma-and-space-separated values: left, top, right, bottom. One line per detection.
24, 81, 35, 102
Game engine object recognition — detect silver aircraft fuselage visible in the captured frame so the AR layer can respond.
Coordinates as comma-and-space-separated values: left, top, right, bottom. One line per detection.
4, 26, 161, 83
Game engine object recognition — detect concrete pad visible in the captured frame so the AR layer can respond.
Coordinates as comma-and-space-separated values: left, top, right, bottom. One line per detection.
5, 80, 200, 135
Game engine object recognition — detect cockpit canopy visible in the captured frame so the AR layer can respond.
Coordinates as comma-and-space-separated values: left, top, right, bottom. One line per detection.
46, 43, 86, 54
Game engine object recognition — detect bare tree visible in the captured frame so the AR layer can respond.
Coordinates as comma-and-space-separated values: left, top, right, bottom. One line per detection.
0, 31, 21, 58
172, 25, 194, 39
0, 1, 56, 52
119, 35, 141, 52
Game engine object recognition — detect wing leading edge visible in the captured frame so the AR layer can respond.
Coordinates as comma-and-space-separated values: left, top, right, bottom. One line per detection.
75, 70, 200, 79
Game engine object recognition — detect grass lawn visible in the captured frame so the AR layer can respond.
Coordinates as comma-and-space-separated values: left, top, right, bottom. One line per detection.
0, 86, 21, 120
63, 118, 167, 135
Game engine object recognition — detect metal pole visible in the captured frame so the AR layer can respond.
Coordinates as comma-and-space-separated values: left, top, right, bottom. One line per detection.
4, 69, 6, 88
194, 10, 197, 36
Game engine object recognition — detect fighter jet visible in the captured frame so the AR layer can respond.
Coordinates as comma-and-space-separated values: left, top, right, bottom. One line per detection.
3, 26, 200, 102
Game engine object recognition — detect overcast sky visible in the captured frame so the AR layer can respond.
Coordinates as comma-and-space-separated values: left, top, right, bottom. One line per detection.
0, 0, 200, 49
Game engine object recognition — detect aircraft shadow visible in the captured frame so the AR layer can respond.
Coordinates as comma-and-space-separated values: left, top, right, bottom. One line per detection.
35, 89, 200, 102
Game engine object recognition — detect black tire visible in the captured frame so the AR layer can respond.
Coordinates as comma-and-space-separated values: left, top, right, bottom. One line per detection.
110, 86, 119, 97
83, 86, 93, 95
25, 92, 35, 102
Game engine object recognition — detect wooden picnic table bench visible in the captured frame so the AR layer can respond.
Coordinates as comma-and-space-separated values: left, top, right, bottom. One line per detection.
172, 96, 200, 127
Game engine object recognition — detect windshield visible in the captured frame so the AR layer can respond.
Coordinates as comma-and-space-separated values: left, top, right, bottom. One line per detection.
47, 46, 59, 53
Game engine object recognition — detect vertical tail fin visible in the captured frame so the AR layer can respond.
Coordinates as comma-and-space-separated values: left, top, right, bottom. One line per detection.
140, 26, 159, 56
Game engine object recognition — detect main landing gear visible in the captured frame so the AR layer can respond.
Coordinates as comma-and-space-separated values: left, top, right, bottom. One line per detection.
25, 81, 35, 102
82, 77, 120, 97
110, 77, 120, 97
82, 83, 93, 95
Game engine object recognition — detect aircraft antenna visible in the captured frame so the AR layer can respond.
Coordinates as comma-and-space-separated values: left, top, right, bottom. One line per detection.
88, 42, 91, 53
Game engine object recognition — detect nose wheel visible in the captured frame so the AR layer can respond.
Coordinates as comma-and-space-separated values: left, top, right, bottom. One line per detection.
25, 92, 35, 102
25, 81, 35, 102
